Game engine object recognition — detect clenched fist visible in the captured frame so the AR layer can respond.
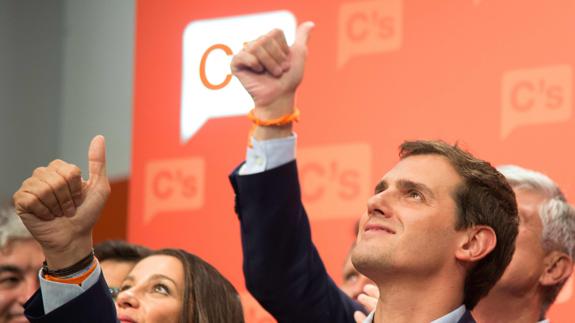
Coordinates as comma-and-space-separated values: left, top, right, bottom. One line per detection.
231, 22, 314, 140
13, 135, 110, 270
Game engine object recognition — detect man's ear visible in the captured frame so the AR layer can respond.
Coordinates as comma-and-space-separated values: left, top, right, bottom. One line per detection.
455, 226, 497, 263
540, 251, 573, 287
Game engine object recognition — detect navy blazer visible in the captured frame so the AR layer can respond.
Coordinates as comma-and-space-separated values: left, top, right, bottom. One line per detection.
230, 161, 365, 323
459, 310, 477, 323
24, 273, 117, 323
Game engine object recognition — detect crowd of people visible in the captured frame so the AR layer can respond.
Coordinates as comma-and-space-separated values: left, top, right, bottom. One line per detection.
2, 22, 574, 323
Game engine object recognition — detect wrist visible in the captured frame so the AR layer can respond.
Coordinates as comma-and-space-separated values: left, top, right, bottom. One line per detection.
252, 95, 295, 140
43, 236, 93, 270
253, 95, 295, 119
43, 249, 95, 278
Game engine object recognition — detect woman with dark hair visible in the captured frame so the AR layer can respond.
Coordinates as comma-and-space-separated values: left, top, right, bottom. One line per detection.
13, 137, 245, 323
116, 248, 245, 323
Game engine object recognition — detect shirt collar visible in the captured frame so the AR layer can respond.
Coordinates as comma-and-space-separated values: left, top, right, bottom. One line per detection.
363, 305, 466, 323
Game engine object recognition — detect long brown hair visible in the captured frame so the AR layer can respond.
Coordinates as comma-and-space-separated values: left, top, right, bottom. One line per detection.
150, 248, 244, 323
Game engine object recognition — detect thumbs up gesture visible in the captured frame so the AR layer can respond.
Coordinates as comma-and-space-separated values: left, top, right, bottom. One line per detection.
13, 135, 110, 270
231, 22, 315, 120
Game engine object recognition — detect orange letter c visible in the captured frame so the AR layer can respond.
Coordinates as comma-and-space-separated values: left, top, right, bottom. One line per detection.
199, 44, 233, 90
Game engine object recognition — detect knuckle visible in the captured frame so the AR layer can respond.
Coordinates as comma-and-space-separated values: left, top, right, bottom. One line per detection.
14, 193, 33, 211
46, 173, 65, 189
36, 185, 52, 200
269, 28, 283, 38
70, 165, 82, 179
63, 165, 82, 182
49, 159, 64, 168
23, 177, 41, 190
32, 167, 46, 177
12, 192, 23, 207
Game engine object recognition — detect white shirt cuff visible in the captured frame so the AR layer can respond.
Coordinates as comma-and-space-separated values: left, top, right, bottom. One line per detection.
239, 134, 297, 175
39, 263, 102, 314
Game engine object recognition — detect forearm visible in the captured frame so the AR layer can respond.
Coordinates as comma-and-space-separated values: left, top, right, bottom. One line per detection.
231, 162, 360, 321
234, 162, 322, 307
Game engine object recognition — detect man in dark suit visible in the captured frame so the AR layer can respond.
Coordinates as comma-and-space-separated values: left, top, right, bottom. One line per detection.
13, 136, 116, 323
230, 22, 519, 323
354, 166, 575, 323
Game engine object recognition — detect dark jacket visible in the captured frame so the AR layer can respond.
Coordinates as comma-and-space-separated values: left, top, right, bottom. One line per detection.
230, 161, 365, 323
24, 273, 117, 323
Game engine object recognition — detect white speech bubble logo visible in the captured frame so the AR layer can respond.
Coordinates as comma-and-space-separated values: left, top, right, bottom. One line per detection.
180, 11, 296, 143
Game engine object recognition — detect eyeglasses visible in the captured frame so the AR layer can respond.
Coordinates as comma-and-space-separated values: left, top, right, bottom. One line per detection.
109, 287, 121, 300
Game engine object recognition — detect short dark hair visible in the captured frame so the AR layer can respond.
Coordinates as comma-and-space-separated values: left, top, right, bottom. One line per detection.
94, 240, 151, 263
151, 249, 245, 323
400, 140, 518, 309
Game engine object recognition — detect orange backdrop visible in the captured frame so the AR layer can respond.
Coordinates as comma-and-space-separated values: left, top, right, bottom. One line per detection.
129, 0, 575, 321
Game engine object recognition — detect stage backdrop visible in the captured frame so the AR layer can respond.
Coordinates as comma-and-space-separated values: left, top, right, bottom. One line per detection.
130, 0, 575, 321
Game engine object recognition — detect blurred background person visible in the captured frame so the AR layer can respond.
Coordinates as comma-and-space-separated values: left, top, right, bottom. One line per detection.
94, 240, 151, 300
473, 166, 575, 323
0, 206, 43, 323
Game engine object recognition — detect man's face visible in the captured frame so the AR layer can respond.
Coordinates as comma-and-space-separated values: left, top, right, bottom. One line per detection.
351, 154, 463, 282
0, 239, 43, 323
488, 188, 547, 296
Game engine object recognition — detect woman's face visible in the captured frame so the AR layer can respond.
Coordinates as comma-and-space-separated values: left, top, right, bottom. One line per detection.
116, 255, 184, 323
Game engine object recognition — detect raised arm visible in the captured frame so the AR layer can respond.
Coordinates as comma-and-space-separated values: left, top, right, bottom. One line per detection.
230, 23, 363, 322
231, 21, 313, 140
13, 136, 116, 322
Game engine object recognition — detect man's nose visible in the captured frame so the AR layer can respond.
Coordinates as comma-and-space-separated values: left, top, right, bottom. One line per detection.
367, 191, 393, 218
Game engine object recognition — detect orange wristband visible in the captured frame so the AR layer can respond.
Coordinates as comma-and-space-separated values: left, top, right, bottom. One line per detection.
44, 259, 98, 285
247, 108, 300, 147
247, 108, 300, 126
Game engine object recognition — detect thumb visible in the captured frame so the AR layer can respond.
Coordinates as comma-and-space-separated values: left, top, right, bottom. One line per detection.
88, 135, 108, 183
293, 21, 315, 49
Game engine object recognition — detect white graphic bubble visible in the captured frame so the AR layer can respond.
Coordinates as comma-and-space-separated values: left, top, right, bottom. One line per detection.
180, 11, 296, 143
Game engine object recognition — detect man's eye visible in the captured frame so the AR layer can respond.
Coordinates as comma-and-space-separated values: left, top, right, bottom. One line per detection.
407, 190, 423, 200
0, 276, 22, 289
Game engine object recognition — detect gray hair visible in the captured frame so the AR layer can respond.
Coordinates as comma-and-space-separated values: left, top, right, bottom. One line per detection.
0, 206, 33, 249
497, 165, 575, 313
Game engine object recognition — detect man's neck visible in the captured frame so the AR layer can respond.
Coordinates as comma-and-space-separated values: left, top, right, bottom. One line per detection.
372, 274, 464, 323
472, 288, 543, 323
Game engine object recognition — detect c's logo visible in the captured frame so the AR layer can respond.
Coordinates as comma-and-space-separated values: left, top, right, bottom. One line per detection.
180, 11, 296, 144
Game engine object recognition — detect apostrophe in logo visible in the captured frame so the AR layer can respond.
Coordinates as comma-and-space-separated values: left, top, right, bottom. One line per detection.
338, 0, 402, 68
180, 11, 296, 143
501, 65, 572, 139
299, 143, 372, 220
144, 157, 205, 224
